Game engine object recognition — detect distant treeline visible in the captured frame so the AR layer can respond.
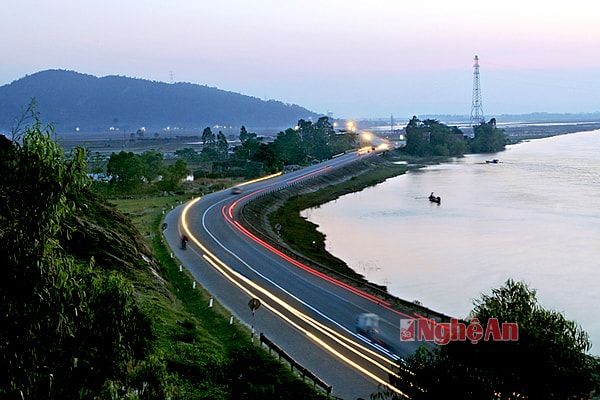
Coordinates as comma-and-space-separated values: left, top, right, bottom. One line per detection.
403, 116, 507, 157
91, 117, 358, 191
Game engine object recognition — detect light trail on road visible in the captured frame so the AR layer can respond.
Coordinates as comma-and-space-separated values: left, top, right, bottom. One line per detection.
225, 182, 452, 327
176, 155, 433, 398
180, 196, 411, 397
200, 253, 408, 396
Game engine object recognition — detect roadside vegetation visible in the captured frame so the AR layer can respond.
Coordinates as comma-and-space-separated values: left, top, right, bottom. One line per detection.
0, 112, 330, 399
2, 107, 598, 399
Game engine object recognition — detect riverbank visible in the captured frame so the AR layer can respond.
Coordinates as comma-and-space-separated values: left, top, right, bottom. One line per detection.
240, 150, 453, 320
258, 129, 600, 359
238, 123, 600, 321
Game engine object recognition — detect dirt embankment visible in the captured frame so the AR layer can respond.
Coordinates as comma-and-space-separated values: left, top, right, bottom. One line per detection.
239, 153, 451, 321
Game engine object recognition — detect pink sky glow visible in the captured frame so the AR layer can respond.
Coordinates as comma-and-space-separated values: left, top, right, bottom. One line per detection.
2, 0, 600, 118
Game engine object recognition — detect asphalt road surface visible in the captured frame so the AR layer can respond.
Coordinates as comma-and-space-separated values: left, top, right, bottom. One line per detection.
164, 151, 429, 400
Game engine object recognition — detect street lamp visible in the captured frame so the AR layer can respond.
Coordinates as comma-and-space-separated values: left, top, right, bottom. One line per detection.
346, 120, 356, 132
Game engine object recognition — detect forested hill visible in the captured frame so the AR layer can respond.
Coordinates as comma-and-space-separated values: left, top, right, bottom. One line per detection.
0, 69, 320, 133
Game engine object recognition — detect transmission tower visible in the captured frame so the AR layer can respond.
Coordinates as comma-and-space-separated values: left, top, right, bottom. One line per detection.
470, 55, 484, 127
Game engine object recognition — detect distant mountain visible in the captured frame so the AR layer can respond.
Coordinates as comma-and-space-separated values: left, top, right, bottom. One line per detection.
0, 69, 321, 133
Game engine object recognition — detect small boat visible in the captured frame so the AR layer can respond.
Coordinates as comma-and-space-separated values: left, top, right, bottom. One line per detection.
486, 159, 500, 164
429, 193, 441, 204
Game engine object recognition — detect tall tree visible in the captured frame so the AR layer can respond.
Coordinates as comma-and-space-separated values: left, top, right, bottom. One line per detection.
158, 159, 189, 192
236, 125, 260, 161
106, 150, 143, 185
140, 149, 164, 182
253, 142, 277, 173
216, 130, 229, 160
470, 118, 507, 153
404, 116, 428, 156
312, 116, 336, 160
201, 126, 216, 147
200, 127, 219, 161
273, 128, 306, 166
404, 116, 467, 157
239, 125, 250, 144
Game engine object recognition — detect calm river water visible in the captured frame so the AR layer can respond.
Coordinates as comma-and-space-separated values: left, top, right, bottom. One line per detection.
302, 130, 600, 354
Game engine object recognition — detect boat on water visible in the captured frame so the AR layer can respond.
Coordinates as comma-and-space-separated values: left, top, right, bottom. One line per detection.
486, 159, 501, 164
429, 193, 441, 204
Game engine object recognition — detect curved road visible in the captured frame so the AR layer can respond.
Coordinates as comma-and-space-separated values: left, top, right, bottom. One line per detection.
164, 151, 428, 400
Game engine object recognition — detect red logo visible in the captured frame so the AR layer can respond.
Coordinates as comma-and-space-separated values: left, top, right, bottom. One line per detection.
400, 319, 416, 341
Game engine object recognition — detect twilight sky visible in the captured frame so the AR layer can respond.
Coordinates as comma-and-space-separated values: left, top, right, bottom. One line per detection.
3, 0, 600, 119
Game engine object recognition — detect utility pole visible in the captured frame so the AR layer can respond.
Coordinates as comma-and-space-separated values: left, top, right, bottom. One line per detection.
470, 55, 485, 127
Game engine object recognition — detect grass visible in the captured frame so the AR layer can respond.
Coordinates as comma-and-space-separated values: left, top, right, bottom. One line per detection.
113, 197, 176, 237
108, 185, 330, 399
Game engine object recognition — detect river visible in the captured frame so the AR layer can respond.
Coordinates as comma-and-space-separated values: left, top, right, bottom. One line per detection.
302, 130, 600, 354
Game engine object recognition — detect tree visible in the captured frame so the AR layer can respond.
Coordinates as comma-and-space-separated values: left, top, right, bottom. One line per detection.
404, 116, 467, 157
174, 147, 200, 163
139, 149, 164, 182
106, 150, 143, 185
199, 127, 219, 161
404, 116, 428, 156
239, 125, 251, 144
273, 128, 306, 166
470, 118, 507, 153
296, 119, 318, 159
158, 159, 189, 192
235, 125, 260, 161
329, 128, 357, 155
216, 130, 229, 160
396, 279, 600, 399
201, 126, 216, 147
312, 116, 337, 160
200, 145, 219, 161
253, 142, 277, 173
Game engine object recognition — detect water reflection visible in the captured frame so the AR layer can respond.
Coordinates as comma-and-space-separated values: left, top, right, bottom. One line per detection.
303, 131, 600, 354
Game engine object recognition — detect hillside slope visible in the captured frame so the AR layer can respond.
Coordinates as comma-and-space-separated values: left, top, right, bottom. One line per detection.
61, 190, 329, 399
0, 69, 320, 132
